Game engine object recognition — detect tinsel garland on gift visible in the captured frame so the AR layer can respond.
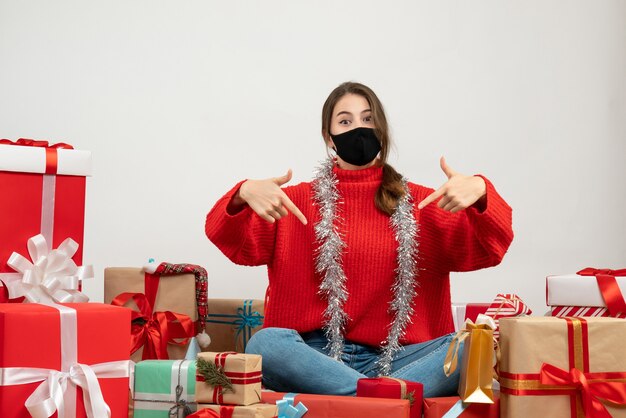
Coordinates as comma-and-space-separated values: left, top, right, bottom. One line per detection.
312, 158, 419, 375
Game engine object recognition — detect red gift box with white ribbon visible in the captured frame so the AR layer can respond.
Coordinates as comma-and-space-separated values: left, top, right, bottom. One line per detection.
0, 303, 132, 417
0, 139, 91, 300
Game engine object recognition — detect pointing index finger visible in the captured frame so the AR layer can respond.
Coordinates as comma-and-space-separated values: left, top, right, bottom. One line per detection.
280, 193, 308, 225
418, 187, 444, 210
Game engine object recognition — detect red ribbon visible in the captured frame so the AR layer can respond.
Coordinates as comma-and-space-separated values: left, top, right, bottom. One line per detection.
111, 292, 194, 360
217, 406, 234, 418
0, 138, 74, 175
0, 138, 74, 149
539, 363, 626, 418
187, 409, 221, 418
577, 268, 626, 316
501, 317, 626, 417
195, 352, 263, 404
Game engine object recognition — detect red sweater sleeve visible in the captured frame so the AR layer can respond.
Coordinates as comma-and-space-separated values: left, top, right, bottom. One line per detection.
417, 175, 513, 273
205, 180, 276, 266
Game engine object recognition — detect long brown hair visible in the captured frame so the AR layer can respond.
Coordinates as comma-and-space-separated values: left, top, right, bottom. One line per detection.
321, 81, 405, 216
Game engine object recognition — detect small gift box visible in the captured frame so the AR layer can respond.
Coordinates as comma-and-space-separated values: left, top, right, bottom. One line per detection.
547, 268, 626, 317
0, 139, 91, 300
133, 359, 197, 418
483, 294, 532, 339
196, 404, 277, 418
195, 352, 262, 406
105, 262, 208, 361
423, 394, 499, 418
205, 299, 264, 353
499, 316, 626, 417
444, 315, 497, 404
356, 377, 423, 418
262, 391, 411, 418
0, 303, 132, 418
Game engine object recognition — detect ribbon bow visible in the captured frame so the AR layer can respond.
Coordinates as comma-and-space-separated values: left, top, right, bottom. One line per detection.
205, 300, 264, 351
444, 314, 497, 376
540, 363, 626, 418
111, 292, 194, 359
0, 138, 74, 149
577, 267, 626, 316
168, 384, 193, 417
5, 234, 93, 304
0, 304, 132, 418
276, 393, 308, 418
0, 361, 131, 418
578, 268, 626, 277
235, 306, 264, 329
234, 305, 263, 349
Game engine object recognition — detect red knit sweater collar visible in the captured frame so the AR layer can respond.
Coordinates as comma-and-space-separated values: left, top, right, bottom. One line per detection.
332, 164, 383, 184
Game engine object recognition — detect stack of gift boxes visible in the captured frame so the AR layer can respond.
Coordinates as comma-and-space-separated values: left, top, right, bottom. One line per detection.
2, 139, 626, 418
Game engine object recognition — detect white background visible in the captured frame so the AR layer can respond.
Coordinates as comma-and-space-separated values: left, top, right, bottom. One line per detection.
1, 1, 624, 315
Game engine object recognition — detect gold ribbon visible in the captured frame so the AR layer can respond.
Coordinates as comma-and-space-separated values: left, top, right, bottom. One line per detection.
384, 377, 407, 399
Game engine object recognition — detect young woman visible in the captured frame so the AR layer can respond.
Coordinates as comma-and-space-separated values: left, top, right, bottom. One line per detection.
205, 82, 513, 397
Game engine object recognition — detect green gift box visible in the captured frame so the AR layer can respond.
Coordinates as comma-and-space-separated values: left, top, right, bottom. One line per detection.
133, 359, 197, 418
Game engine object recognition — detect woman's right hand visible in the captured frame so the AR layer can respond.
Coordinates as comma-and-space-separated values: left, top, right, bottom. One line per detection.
233, 169, 308, 225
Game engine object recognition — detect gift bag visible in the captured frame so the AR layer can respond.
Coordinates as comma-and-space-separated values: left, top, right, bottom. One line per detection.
444, 315, 497, 404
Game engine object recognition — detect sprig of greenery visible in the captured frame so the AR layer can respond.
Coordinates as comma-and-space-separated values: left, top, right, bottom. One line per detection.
403, 390, 415, 406
196, 357, 234, 393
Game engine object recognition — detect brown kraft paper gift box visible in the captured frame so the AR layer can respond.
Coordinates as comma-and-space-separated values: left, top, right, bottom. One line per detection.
196, 352, 262, 406
204, 299, 265, 353
499, 316, 626, 417
104, 267, 198, 362
197, 404, 277, 418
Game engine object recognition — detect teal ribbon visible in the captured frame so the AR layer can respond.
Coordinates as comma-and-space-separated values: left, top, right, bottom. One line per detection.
276, 393, 308, 418
441, 399, 468, 418
205, 300, 264, 351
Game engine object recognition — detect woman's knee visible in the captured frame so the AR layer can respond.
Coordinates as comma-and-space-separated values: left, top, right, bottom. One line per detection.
245, 327, 301, 356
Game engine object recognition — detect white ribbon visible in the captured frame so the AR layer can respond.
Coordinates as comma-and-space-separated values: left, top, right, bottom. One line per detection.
0, 305, 131, 418
4, 234, 93, 304
473, 313, 497, 331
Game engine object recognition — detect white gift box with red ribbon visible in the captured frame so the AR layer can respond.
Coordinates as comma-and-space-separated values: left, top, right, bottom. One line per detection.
0, 142, 91, 176
547, 272, 626, 308
547, 268, 626, 318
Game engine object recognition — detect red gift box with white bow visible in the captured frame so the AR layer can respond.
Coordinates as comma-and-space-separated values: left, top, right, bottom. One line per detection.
0, 139, 91, 302
0, 303, 132, 417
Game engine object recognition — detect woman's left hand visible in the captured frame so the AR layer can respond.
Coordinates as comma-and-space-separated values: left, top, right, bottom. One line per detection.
417, 157, 486, 213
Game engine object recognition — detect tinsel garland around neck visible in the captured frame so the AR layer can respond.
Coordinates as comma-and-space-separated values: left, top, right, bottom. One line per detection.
311, 158, 419, 376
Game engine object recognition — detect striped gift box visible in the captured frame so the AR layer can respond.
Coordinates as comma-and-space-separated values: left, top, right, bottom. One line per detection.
484, 294, 532, 338
551, 305, 626, 318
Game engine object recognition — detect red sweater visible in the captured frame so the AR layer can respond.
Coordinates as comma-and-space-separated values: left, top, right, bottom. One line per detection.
205, 165, 513, 347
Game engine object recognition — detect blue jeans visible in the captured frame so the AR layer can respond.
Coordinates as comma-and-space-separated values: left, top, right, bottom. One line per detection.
245, 328, 461, 397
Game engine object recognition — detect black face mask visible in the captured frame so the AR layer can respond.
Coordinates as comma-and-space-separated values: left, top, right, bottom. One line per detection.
330, 127, 382, 166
